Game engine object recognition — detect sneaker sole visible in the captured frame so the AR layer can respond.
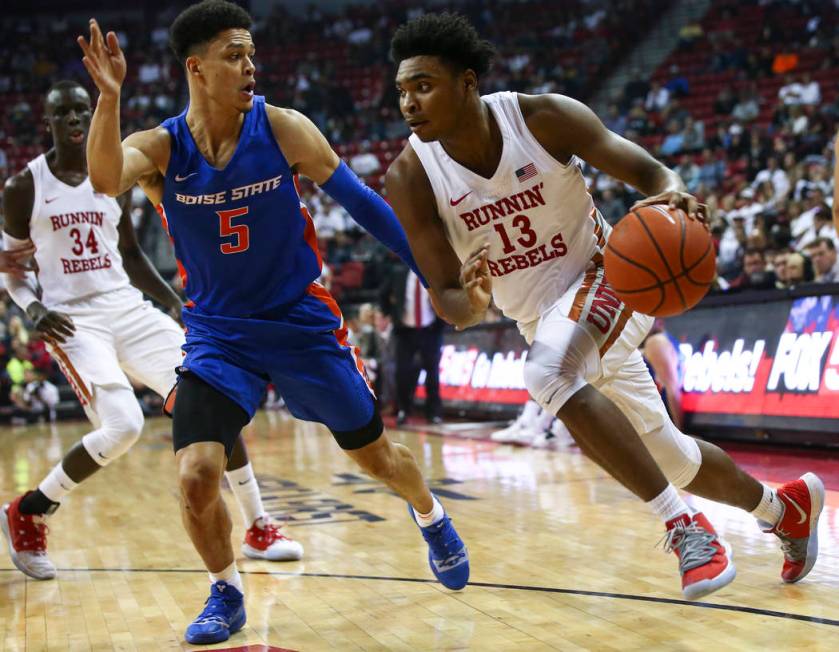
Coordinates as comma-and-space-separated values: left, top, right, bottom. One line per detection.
0, 505, 56, 581
784, 472, 825, 584
241, 542, 304, 561
682, 539, 736, 600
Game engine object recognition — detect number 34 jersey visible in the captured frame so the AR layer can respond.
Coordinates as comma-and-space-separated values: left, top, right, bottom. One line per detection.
27, 153, 130, 308
409, 91, 610, 327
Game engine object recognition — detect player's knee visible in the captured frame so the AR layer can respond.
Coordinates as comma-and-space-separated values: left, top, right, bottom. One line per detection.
523, 341, 587, 414
643, 421, 702, 488
178, 457, 222, 515
82, 395, 145, 465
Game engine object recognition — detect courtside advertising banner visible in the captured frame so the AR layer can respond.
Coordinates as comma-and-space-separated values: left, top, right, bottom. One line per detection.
423, 291, 839, 433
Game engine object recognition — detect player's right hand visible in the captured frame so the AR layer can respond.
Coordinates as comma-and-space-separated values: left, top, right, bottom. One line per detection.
27, 303, 76, 344
77, 18, 126, 98
0, 243, 36, 279
459, 244, 492, 321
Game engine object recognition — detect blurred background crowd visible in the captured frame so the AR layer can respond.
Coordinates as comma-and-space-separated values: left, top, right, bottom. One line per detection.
0, 0, 837, 421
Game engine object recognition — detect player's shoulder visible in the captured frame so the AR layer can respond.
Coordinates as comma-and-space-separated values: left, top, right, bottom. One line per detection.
124, 125, 171, 152
386, 142, 429, 191
517, 92, 590, 124
2, 165, 34, 197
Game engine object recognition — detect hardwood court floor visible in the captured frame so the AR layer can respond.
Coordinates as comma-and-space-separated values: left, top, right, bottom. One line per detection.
1, 412, 838, 651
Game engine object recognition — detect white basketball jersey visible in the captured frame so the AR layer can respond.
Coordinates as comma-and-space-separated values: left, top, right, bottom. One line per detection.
27, 154, 131, 307
409, 91, 610, 326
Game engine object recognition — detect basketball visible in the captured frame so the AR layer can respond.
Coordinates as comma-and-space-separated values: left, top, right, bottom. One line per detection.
603, 205, 716, 317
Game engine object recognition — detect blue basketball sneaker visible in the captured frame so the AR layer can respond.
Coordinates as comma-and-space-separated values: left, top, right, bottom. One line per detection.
409, 499, 469, 590
184, 581, 246, 645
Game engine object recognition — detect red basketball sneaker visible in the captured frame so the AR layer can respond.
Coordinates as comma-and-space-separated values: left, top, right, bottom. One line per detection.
664, 512, 735, 600
242, 517, 303, 561
759, 472, 824, 583
0, 493, 56, 580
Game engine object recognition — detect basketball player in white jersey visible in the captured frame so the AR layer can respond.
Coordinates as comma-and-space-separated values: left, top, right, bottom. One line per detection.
0, 80, 302, 581
386, 13, 824, 599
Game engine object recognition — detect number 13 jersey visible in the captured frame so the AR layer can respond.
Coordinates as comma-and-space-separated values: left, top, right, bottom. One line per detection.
27, 153, 130, 308
409, 91, 610, 328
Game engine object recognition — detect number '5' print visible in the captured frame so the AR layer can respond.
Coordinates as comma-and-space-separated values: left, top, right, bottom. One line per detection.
217, 207, 250, 254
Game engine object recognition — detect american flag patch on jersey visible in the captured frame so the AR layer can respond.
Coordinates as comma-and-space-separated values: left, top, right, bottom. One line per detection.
515, 162, 537, 182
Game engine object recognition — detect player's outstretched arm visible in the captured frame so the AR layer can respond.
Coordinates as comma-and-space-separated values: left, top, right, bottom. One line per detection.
267, 106, 427, 281
386, 147, 489, 330
78, 18, 164, 198
522, 94, 706, 222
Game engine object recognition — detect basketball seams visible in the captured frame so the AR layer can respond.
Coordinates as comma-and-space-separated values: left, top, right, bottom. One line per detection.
604, 242, 666, 314
631, 209, 687, 310
611, 243, 715, 293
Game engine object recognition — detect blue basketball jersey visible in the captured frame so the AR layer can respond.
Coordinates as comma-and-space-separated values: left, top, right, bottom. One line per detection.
159, 96, 327, 322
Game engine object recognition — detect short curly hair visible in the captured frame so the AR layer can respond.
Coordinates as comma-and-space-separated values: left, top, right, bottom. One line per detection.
170, 0, 252, 62
390, 13, 496, 78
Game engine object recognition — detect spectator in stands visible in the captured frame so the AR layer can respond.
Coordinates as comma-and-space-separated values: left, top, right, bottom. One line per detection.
313, 196, 350, 238
681, 116, 705, 152
799, 72, 821, 106
732, 89, 760, 123
804, 237, 839, 283
779, 74, 806, 105
352, 303, 385, 394
603, 103, 627, 135
20, 368, 59, 423
664, 64, 689, 97
349, 141, 381, 177
6, 340, 32, 391
728, 248, 777, 291
752, 156, 791, 200
0, 146, 7, 178
598, 188, 627, 225
624, 102, 652, 139
674, 154, 701, 193
698, 148, 725, 190
644, 81, 669, 113
622, 68, 650, 108
660, 120, 685, 156
714, 86, 737, 116
783, 252, 815, 288
794, 163, 831, 201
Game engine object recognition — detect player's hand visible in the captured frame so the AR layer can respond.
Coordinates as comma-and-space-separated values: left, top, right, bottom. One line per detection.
459, 244, 492, 325
0, 242, 36, 279
632, 191, 708, 228
27, 303, 76, 344
77, 18, 126, 99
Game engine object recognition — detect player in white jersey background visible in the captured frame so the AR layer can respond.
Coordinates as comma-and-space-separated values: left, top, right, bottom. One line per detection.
0, 80, 302, 582
386, 13, 824, 599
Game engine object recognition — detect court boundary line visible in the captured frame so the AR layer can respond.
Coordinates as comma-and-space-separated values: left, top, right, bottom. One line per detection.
2, 567, 836, 627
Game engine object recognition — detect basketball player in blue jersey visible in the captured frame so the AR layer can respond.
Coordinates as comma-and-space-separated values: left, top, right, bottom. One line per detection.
385, 13, 823, 603
78, 1, 468, 644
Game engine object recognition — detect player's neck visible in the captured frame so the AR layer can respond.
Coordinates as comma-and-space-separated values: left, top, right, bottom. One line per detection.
438, 100, 502, 179
50, 146, 87, 177
185, 99, 245, 154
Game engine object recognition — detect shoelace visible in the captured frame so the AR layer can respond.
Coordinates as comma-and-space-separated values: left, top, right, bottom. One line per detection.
262, 522, 291, 542
779, 536, 806, 562
192, 591, 237, 628
660, 522, 719, 573
14, 513, 49, 553
423, 518, 465, 568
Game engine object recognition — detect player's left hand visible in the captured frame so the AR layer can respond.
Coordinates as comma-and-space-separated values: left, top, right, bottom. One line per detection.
633, 191, 708, 227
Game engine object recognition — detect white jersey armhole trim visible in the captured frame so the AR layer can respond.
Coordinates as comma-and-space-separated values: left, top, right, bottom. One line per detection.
510, 92, 579, 172
25, 155, 44, 226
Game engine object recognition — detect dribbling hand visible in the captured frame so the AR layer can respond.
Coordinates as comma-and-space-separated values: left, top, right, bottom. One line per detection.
459, 244, 492, 326
632, 191, 709, 229
77, 18, 126, 98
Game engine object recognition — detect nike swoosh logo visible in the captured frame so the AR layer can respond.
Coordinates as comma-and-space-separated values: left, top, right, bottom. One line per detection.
45, 197, 59, 203
175, 172, 199, 182
238, 479, 251, 485
98, 452, 108, 460
450, 191, 472, 206
786, 495, 807, 525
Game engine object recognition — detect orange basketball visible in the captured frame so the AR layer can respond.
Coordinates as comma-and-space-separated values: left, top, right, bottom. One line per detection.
603, 205, 716, 317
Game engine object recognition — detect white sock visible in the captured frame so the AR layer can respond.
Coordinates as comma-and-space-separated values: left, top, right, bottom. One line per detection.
533, 409, 555, 433
751, 483, 783, 525
38, 463, 78, 503
519, 400, 540, 426
413, 495, 445, 527
225, 463, 265, 526
647, 485, 690, 523
209, 561, 244, 594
